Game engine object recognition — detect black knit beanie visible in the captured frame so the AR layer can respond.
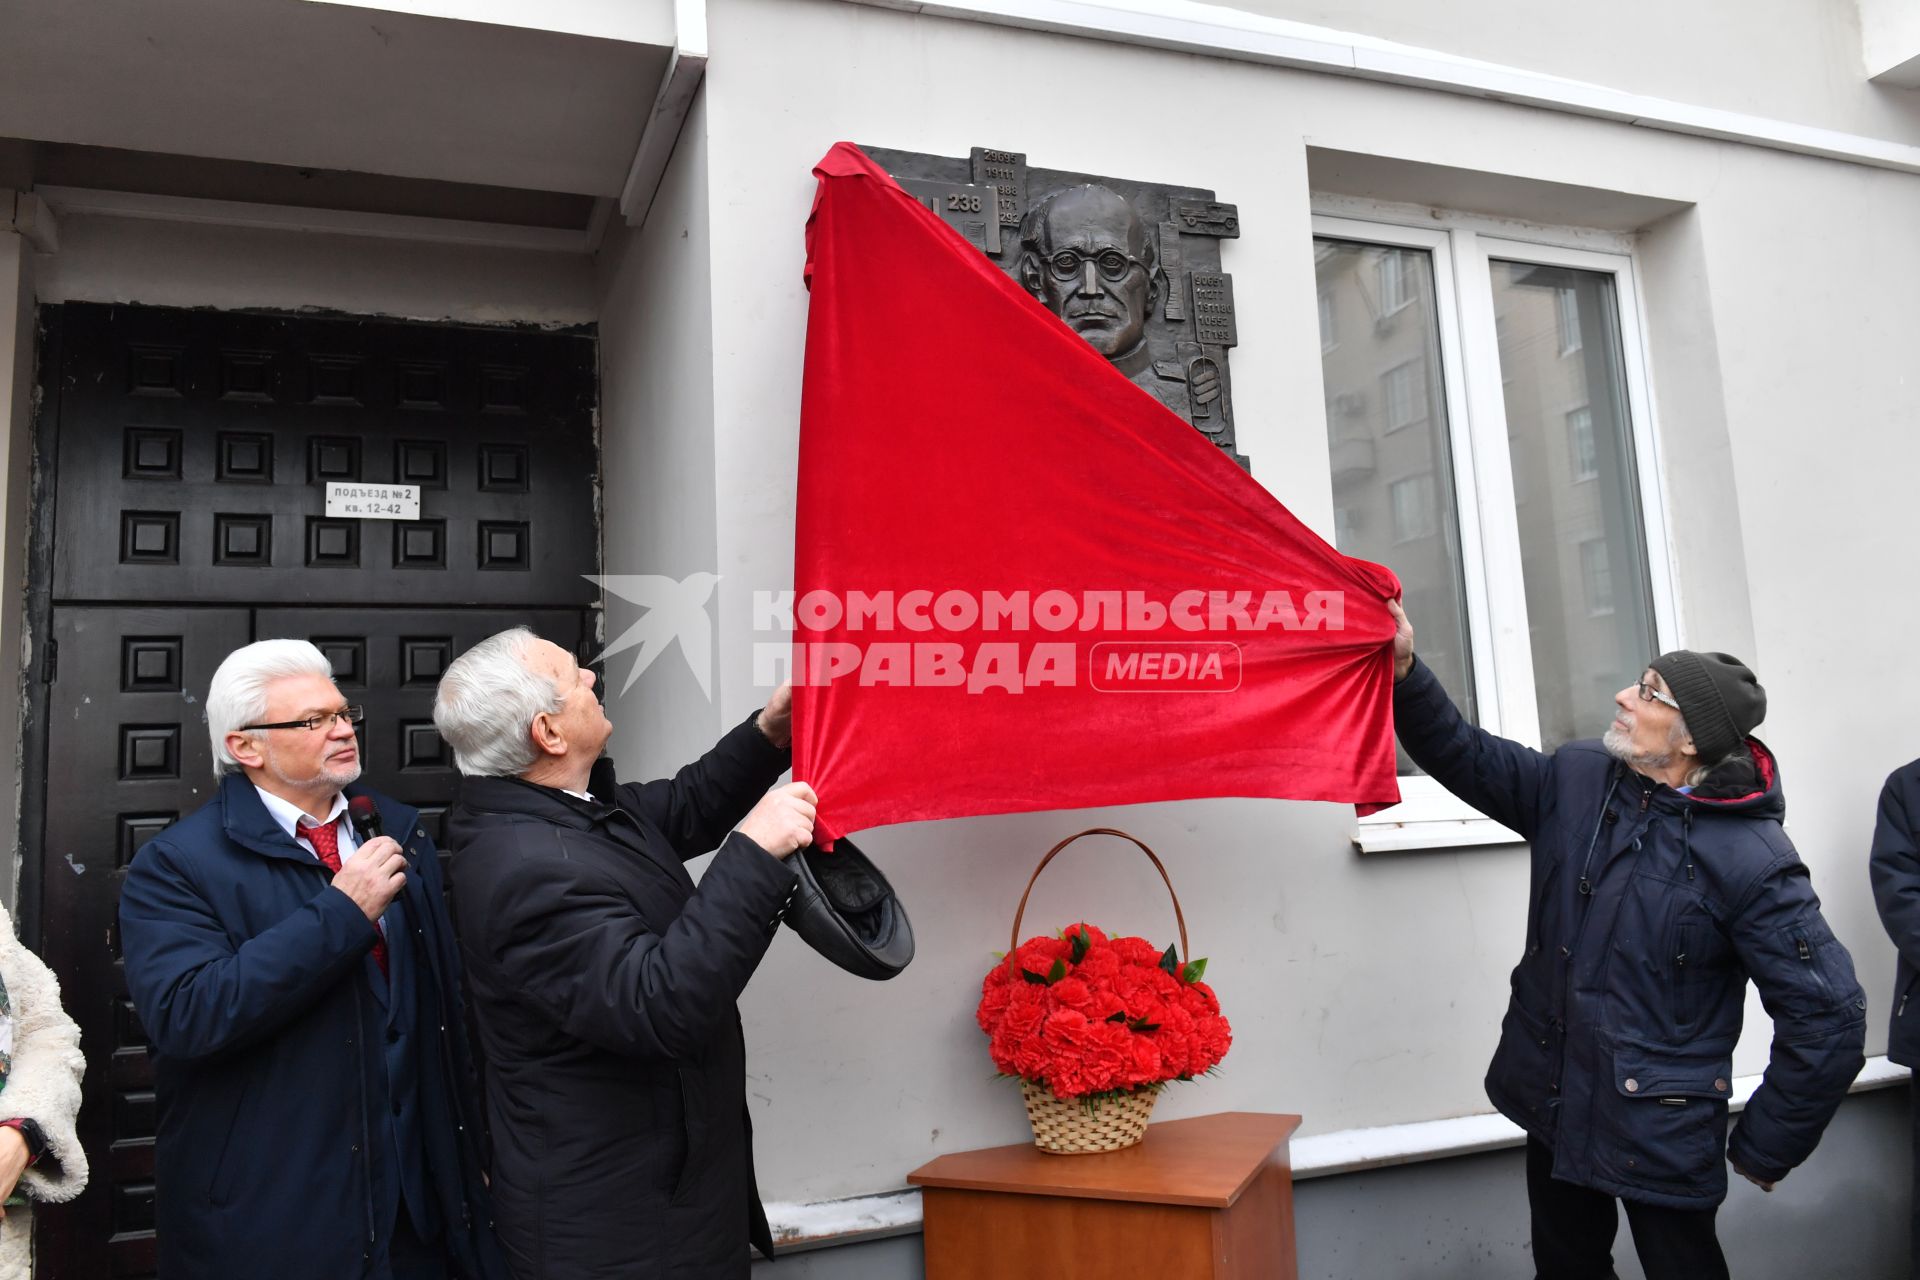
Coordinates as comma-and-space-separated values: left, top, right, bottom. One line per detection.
1646, 650, 1766, 767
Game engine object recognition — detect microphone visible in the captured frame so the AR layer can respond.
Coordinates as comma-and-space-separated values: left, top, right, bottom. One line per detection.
348, 795, 384, 844
349, 794, 412, 870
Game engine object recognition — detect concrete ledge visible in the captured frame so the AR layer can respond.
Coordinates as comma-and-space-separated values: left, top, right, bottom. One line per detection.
765, 1056, 1908, 1252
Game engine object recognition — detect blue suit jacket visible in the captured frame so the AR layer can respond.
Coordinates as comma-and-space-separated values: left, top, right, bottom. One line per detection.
119, 773, 506, 1280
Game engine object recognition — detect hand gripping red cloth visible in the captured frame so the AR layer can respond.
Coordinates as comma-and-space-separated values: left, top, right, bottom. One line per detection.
795, 142, 1402, 843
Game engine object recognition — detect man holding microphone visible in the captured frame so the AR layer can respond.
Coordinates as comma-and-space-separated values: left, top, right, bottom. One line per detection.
120, 639, 503, 1280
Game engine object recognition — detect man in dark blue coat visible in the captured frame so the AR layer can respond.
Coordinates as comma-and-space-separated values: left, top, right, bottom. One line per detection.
119, 639, 505, 1280
1869, 755, 1920, 1278
432, 628, 816, 1279
1388, 601, 1864, 1280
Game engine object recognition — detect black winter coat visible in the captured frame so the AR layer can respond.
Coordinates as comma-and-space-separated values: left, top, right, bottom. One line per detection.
445, 714, 796, 1279
119, 775, 505, 1280
1869, 757, 1920, 1066
1396, 658, 1866, 1208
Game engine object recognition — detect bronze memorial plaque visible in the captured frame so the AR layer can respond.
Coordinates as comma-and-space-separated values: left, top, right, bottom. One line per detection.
867, 143, 1247, 468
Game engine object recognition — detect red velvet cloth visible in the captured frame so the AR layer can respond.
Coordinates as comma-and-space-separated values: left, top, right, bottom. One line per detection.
795, 142, 1402, 842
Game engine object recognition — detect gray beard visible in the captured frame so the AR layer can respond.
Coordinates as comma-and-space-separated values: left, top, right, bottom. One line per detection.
269, 757, 362, 793
1603, 724, 1672, 771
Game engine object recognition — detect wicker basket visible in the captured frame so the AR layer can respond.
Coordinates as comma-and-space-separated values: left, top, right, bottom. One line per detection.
1021, 1079, 1161, 1154
1006, 828, 1192, 1155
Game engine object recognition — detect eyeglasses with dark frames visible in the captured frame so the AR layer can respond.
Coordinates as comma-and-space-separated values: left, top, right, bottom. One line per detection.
1045, 247, 1147, 284
239, 705, 366, 733
1635, 680, 1681, 712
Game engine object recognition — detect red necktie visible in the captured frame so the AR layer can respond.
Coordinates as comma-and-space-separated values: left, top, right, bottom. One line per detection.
304, 817, 389, 976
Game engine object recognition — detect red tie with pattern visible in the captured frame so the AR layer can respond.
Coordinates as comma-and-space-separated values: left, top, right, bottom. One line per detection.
303, 816, 389, 976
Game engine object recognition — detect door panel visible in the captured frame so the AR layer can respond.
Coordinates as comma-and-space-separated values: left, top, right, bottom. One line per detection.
50, 303, 598, 607
39, 606, 251, 1280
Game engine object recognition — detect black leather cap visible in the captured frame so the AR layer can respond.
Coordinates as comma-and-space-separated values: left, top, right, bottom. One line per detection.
783, 837, 914, 980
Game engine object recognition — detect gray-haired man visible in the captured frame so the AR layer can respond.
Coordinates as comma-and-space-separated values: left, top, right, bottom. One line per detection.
432, 628, 813, 1280
1388, 600, 1864, 1280
118, 639, 502, 1280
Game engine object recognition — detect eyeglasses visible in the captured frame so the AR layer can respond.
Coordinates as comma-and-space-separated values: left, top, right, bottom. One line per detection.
1635, 680, 1680, 712
239, 705, 365, 733
1046, 247, 1147, 284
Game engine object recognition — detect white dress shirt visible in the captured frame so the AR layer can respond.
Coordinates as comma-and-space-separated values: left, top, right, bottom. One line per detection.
253, 785, 385, 935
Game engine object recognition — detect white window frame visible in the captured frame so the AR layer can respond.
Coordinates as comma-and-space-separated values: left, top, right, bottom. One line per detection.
1313, 202, 1680, 853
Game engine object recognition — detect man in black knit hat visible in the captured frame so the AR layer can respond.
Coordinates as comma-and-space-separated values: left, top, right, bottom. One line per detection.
1387, 600, 1865, 1280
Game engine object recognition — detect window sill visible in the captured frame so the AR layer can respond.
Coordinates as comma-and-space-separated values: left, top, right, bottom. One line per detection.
1352, 815, 1525, 854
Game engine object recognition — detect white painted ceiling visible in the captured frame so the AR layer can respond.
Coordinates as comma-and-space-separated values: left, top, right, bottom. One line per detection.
0, 0, 677, 197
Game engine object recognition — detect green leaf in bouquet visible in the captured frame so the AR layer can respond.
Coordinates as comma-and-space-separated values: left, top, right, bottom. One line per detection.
1069, 928, 1091, 965
1105, 1011, 1127, 1023
1021, 968, 1049, 984
1158, 943, 1179, 977
1181, 957, 1209, 984
1046, 958, 1067, 984
1128, 1017, 1161, 1033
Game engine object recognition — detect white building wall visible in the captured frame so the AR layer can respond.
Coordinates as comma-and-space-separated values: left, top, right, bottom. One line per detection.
594, 93, 732, 778
1219, 0, 1920, 144
674, 0, 1920, 1213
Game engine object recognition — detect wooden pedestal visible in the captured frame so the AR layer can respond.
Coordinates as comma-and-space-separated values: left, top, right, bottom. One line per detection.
907, 1111, 1301, 1280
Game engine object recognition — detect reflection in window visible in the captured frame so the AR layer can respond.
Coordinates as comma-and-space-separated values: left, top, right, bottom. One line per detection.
1557, 287, 1583, 355
1378, 253, 1411, 313
1493, 261, 1654, 752
1390, 474, 1438, 542
1580, 538, 1614, 616
1382, 360, 1425, 432
1316, 238, 1477, 771
1567, 405, 1597, 482
1318, 291, 1337, 353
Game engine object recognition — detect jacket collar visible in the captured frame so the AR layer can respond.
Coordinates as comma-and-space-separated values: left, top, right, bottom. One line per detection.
217, 771, 421, 863
453, 773, 615, 829
1638, 735, 1784, 820
454, 764, 692, 892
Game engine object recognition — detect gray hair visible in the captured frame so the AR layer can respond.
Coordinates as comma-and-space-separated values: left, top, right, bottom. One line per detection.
206, 639, 338, 779
433, 628, 565, 778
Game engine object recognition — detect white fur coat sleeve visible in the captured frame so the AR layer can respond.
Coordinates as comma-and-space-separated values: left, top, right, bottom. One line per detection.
0, 905, 87, 1204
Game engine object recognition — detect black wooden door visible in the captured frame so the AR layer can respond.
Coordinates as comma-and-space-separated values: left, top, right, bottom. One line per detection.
41, 607, 250, 1280
31, 303, 601, 1279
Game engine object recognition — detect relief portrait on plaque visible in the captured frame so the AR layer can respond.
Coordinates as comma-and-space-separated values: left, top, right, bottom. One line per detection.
866, 145, 1248, 468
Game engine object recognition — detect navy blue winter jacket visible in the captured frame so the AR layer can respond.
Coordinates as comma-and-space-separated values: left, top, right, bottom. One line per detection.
119, 774, 505, 1280
1869, 756, 1920, 1067
1395, 658, 1866, 1208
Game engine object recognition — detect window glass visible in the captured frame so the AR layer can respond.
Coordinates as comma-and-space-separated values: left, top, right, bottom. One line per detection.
1316, 239, 1477, 766
1491, 261, 1655, 752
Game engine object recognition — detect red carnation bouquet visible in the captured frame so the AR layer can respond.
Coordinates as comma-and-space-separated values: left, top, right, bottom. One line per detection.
977, 922, 1232, 1103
